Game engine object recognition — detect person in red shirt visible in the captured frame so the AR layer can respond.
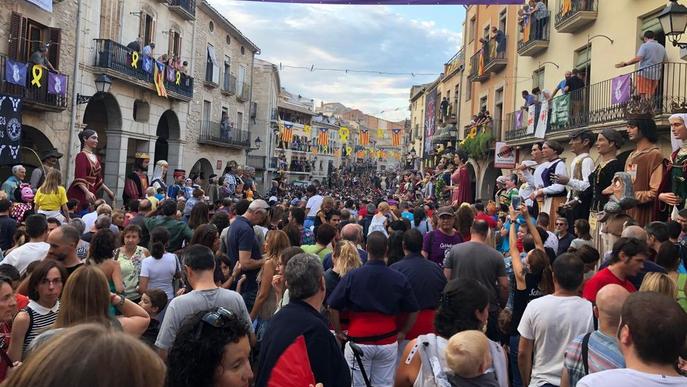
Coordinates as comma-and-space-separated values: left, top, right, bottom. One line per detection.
474, 202, 498, 229
582, 237, 650, 303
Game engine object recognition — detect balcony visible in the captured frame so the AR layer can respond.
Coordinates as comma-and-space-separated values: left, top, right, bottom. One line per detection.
198, 120, 250, 149
0, 54, 68, 112
518, 12, 550, 57
468, 50, 489, 82
443, 49, 465, 80
168, 0, 196, 20
555, 0, 597, 33
483, 37, 507, 74
503, 62, 687, 143
222, 74, 236, 95
247, 155, 265, 170
92, 39, 193, 101
237, 82, 250, 102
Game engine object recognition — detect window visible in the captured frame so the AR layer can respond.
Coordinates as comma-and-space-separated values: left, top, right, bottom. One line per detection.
237, 112, 243, 130
168, 29, 182, 58
8, 12, 62, 69
139, 12, 155, 45
241, 46, 245, 55
469, 17, 477, 43
203, 100, 211, 126
226, 35, 231, 45
532, 68, 545, 90
206, 44, 219, 84
479, 96, 488, 112
499, 9, 507, 34
133, 100, 150, 122
237, 64, 247, 95
209, 21, 214, 32
223, 55, 231, 90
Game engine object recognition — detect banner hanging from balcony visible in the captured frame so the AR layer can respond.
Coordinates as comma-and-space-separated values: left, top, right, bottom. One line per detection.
339, 127, 349, 142
359, 128, 370, 146
48, 73, 67, 96
154, 62, 168, 98
5, 60, 27, 87
235, 1, 523, 4
318, 127, 329, 146
535, 99, 548, 139
550, 95, 569, 129
391, 128, 402, 146
526, 105, 536, 134
377, 128, 384, 139
0, 95, 22, 165
611, 74, 632, 105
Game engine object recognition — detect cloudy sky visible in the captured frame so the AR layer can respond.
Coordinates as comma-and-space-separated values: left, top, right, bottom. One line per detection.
209, 1, 465, 121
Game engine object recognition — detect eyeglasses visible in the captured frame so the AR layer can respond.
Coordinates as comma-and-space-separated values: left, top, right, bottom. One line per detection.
195, 307, 234, 339
555, 222, 567, 226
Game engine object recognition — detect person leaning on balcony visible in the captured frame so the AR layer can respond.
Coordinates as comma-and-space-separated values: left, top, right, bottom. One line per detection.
491, 26, 506, 57
527, 0, 548, 40
615, 30, 667, 100
142, 42, 155, 57
30, 45, 56, 73
551, 71, 572, 99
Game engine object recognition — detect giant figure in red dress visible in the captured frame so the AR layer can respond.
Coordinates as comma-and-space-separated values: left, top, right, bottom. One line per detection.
67, 129, 114, 212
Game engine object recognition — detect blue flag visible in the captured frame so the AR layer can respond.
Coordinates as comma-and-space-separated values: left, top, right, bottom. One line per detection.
5, 59, 27, 86
143, 57, 153, 74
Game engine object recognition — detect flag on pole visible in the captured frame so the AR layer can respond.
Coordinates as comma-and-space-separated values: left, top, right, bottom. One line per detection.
359, 128, 369, 146
391, 128, 402, 146
318, 127, 329, 146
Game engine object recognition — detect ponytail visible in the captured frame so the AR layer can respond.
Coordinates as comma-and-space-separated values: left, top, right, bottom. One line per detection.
149, 227, 170, 259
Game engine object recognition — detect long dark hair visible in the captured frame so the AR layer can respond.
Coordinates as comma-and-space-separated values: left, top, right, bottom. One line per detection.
188, 203, 209, 230
413, 207, 426, 227
434, 278, 489, 338
150, 227, 170, 259
78, 129, 97, 150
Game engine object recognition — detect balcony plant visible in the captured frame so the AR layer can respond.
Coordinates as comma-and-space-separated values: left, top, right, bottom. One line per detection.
459, 124, 493, 160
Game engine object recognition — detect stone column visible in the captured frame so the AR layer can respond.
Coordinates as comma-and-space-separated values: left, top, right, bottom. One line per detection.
166, 139, 183, 185
104, 132, 128, 207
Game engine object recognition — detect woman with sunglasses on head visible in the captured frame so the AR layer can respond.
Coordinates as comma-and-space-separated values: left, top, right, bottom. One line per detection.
167, 307, 253, 387
8, 260, 66, 362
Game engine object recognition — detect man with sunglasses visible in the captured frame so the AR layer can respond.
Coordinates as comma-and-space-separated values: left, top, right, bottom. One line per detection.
256, 254, 350, 387
156, 245, 251, 361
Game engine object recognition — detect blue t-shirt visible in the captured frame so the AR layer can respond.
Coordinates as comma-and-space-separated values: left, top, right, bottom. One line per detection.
557, 79, 567, 92
401, 211, 414, 223
227, 216, 262, 293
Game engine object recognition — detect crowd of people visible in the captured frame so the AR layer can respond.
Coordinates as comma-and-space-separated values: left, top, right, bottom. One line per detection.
0, 114, 686, 387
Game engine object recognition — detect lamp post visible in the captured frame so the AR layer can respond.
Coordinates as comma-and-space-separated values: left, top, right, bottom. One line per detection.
76, 74, 112, 105
659, 0, 687, 49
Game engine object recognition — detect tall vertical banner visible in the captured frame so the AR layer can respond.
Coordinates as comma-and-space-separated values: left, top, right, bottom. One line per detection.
318, 127, 329, 146
424, 87, 437, 137
534, 100, 549, 139
550, 94, 569, 128
0, 95, 23, 165
526, 105, 536, 134
359, 128, 369, 146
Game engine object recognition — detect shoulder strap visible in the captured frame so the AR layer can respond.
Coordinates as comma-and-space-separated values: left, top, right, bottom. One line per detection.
581, 331, 592, 375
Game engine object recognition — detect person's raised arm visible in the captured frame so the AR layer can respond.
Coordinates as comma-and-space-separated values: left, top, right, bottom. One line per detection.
111, 293, 150, 337
509, 207, 526, 291
521, 205, 544, 251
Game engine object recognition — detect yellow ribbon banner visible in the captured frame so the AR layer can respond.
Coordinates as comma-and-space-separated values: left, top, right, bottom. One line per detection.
377, 128, 384, 139
346, 145, 353, 155
339, 126, 349, 142
175, 71, 181, 85
31, 65, 43, 87
304, 124, 312, 135
131, 51, 140, 69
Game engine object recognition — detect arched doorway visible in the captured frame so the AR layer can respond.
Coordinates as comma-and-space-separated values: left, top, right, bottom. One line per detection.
83, 92, 122, 159
155, 110, 181, 164
481, 162, 502, 202
11, 126, 58, 182
190, 158, 213, 182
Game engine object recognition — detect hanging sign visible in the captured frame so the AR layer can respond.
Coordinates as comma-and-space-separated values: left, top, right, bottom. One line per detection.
0, 95, 23, 165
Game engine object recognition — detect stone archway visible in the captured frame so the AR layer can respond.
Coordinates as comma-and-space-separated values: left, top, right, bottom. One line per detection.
480, 162, 502, 202
82, 92, 122, 200
155, 110, 182, 185
190, 158, 214, 182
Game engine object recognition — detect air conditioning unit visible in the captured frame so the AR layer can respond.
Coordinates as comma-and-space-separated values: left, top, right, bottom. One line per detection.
250, 102, 257, 119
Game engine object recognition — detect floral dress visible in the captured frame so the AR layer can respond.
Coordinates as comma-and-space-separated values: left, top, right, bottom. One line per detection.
115, 246, 146, 300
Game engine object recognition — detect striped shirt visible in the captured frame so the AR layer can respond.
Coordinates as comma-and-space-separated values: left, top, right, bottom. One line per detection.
563, 330, 625, 386
22, 300, 59, 355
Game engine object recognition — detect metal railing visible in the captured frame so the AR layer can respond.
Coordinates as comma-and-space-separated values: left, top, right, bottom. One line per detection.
556, 0, 597, 27
518, 11, 551, 50
444, 48, 465, 77
0, 54, 69, 110
93, 39, 193, 99
468, 50, 487, 80
223, 73, 236, 94
198, 120, 250, 147
168, 0, 196, 18
504, 62, 687, 141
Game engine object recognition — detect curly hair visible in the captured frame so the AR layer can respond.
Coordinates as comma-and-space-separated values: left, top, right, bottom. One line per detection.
166, 309, 251, 387
434, 278, 489, 339
87, 229, 115, 264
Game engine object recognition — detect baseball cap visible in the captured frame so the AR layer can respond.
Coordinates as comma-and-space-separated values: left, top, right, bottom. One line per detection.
248, 199, 270, 212
437, 206, 455, 217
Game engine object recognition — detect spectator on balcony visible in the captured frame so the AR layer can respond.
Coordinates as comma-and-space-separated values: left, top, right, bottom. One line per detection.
220, 112, 231, 141
552, 71, 572, 98
180, 61, 188, 75
30, 45, 56, 73
521, 90, 536, 110
440, 97, 449, 119
615, 30, 667, 101
527, 0, 548, 40
126, 37, 142, 52
567, 69, 586, 118
142, 42, 155, 57
491, 26, 506, 58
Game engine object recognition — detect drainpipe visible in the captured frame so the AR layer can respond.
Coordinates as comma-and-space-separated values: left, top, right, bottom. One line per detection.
247, 50, 256, 165
67, 0, 84, 184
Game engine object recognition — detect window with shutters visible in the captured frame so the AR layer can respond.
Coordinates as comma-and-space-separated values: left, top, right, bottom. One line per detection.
206, 44, 219, 85
8, 12, 62, 70
168, 28, 182, 58
139, 11, 156, 46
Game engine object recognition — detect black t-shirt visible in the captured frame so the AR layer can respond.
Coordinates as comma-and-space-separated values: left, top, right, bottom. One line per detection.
510, 273, 544, 335
65, 263, 84, 279
0, 215, 17, 252
227, 216, 261, 290
323, 269, 341, 306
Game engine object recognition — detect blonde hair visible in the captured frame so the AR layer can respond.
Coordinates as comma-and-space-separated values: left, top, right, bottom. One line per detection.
322, 196, 335, 208
265, 230, 291, 261
38, 169, 62, 195
3, 323, 166, 387
54, 266, 112, 329
333, 240, 361, 277
639, 272, 678, 299
377, 201, 390, 213
445, 330, 491, 379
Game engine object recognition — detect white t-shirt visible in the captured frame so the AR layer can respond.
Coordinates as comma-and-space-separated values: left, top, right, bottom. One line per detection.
4, 242, 50, 275
578, 368, 687, 387
81, 211, 98, 234
305, 195, 323, 217
140, 252, 178, 300
518, 295, 594, 387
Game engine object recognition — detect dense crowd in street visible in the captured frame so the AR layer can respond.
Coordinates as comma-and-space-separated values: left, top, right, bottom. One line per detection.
0, 113, 686, 387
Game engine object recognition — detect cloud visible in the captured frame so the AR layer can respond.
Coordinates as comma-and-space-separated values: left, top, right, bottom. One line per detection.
209, 1, 463, 121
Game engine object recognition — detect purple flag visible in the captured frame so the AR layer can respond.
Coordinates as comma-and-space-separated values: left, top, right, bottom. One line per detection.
166, 65, 175, 82
611, 74, 631, 105
5, 59, 28, 87
47, 72, 66, 95
236, 0, 521, 3
515, 110, 523, 127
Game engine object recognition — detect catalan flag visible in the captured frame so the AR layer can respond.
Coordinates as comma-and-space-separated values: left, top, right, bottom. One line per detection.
153, 61, 167, 97
318, 127, 329, 146
281, 121, 294, 143
359, 128, 369, 146
391, 128, 402, 147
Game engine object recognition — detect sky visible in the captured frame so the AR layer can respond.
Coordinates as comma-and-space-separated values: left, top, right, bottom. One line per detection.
209, 1, 466, 121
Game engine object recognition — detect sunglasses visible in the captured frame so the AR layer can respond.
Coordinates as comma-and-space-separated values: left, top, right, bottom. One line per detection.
195, 307, 234, 339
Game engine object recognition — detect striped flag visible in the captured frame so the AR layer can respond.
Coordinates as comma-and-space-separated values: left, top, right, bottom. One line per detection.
359, 128, 369, 146
281, 122, 294, 143
391, 128, 402, 146
153, 61, 168, 97
318, 127, 329, 146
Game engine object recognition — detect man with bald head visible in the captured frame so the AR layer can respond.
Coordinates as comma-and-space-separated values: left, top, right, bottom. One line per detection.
561, 284, 630, 387
583, 237, 650, 303
322, 223, 368, 270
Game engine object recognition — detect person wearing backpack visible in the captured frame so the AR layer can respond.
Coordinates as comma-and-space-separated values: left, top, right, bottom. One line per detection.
561, 284, 629, 387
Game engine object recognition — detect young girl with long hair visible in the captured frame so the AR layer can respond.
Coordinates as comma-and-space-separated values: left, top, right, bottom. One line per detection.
251, 231, 290, 333
34, 170, 70, 223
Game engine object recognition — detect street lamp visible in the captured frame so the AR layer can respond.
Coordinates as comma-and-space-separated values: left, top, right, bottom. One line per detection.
254, 136, 262, 149
76, 74, 112, 105
659, 0, 687, 49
